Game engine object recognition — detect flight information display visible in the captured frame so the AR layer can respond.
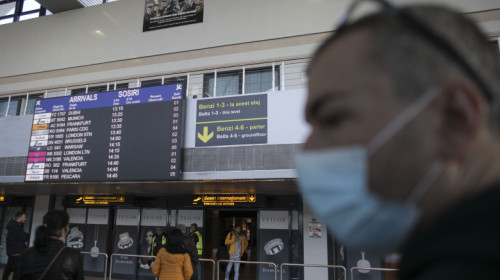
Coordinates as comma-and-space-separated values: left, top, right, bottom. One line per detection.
25, 83, 184, 182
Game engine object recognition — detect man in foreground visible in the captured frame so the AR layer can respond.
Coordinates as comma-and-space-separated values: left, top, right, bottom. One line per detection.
295, 1, 500, 279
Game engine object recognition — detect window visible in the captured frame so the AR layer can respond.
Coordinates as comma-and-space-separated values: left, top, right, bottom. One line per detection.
0, 0, 47, 25
22, 0, 39, 12
140, 79, 162, 88
8, 95, 24, 116
0, 98, 8, 117
245, 66, 280, 94
203, 66, 280, 97
26, 94, 43, 115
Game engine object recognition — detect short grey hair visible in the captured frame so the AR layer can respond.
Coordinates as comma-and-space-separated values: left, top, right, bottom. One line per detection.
311, 4, 500, 132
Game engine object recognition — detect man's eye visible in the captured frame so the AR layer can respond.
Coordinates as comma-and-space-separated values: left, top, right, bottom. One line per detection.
319, 113, 346, 127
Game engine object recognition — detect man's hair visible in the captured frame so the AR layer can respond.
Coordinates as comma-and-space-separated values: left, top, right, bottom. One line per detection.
14, 211, 25, 220
310, 4, 500, 132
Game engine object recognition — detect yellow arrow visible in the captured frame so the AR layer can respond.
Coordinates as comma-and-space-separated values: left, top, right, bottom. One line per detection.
197, 126, 214, 143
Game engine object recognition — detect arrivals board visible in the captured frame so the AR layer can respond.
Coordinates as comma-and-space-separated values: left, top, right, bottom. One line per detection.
25, 83, 184, 182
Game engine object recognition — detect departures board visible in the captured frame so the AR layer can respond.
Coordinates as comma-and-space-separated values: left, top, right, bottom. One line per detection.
25, 83, 184, 182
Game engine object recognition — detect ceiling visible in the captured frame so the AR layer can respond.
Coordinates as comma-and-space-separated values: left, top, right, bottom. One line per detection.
0, 178, 300, 197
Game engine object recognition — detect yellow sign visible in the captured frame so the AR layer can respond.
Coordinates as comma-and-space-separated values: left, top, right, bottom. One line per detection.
193, 194, 257, 206
32, 124, 48, 130
0, 196, 4, 202
197, 126, 214, 143
74, 195, 126, 205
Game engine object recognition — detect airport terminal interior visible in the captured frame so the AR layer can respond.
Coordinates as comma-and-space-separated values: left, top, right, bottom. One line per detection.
0, 0, 499, 279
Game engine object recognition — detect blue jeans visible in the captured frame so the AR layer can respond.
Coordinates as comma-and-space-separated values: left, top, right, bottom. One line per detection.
225, 255, 241, 280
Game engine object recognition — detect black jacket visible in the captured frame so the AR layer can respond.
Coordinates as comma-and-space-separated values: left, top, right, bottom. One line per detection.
19, 239, 84, 280
183, 237, 199, 280
399, 187, 500, 280
6, 219, 29, 256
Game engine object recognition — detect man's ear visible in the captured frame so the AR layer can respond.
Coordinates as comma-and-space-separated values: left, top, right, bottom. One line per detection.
438, 78, 485, 161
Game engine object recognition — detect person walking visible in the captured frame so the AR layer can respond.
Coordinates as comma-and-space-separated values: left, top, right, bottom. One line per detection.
189, 223, 202, 280
2, 211, 28, 280
152, 228, 193, 280
178, 225, 199, 280
18, 210, 84, 280
224, 226, 248, 280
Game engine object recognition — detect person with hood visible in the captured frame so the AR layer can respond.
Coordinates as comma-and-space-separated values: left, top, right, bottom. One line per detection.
2, 211, 28, 280
152, 228, 193, 280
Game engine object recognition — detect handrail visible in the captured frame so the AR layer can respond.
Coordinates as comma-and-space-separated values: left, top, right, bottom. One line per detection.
199, 258, 216, 280
217, 259, 277, 280
79, 251, 109, 280
280, 263, 347, 280
350, 266, 399, 280
108, 253, 156, 280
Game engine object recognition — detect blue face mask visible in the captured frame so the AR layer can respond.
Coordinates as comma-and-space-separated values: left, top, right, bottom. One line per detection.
295, 88, 445, 253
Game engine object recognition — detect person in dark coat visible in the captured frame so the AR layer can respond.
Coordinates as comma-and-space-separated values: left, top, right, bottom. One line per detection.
19, 210, 84, 280
2, 211, 28, 280
177, 225, 199, 280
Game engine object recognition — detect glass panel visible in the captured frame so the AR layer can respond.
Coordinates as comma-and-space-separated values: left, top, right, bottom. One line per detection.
0, 2, 15, 17
22, 0, 40, 12
88, 85, 108, 93
71, 88, 86, 95
207, 72, 241, 97
7, 97, 21, 116
26, 94, 43, 115
245, 67, 280, 94
116, 83, 128, 90
141, 79, 162, 88
19, 13, 38, 21
0, 98, 8, 118
246, 68, 271, 94
0, 17, 13, 25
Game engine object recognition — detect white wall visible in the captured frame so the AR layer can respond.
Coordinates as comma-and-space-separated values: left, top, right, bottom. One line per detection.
0, 0, 339, 78
29, 195, 51, 247
0, 0, 499, 80
303, 204, 329, 280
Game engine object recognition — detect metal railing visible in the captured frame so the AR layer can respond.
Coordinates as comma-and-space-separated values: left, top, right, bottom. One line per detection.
79, 251, 108, 280
280, 263, 347, 280
350, 267, 399, 280
108, 253, 156, 280
199, 258, 216, 280
217, 259, 278, 280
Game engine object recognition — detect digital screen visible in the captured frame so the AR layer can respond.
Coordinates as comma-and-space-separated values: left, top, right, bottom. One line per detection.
25, 83, 184, 182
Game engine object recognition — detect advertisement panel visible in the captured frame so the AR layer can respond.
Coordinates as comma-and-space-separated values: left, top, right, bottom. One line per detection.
143, 0, 204, 32
83, 208, 110, 277
138, 209, 168, 280
259, 211, 290, 280
66, 208, 87, 251
112, 209, 140, 279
